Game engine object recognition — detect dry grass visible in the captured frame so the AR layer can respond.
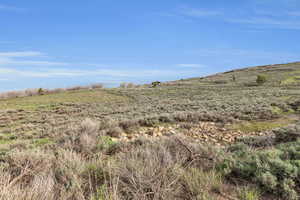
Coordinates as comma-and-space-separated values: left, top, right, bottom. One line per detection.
0, 135, 231, 200
0, 83, 103, 100
0, 62, 300, 199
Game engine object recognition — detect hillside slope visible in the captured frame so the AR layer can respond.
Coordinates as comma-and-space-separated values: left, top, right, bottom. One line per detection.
1, 62, 299, 144
0, 62, 300, 200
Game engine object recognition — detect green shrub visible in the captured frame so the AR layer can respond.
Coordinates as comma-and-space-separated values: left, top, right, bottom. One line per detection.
151, 81, 161, 88
232, 75, 236, 82
213, 80, 228, 84
97, 136, 118, 151
237, 186, 260, 200
106, 127, 122, 138
236, 135, 275, 148
38, 88, 44, 95
221, 138, 300, 200
257, 171, 278, 191
274, 125, 300, 143
256, 75, 267, 85
92, 184, 112, 200
138, 117, 160, 127
181, 168, 222, 198
282, 179, 298, 200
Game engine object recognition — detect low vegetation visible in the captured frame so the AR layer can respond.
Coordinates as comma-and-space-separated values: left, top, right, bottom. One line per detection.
0, 119, 300, 200
256, 74, 267, 85
0, 83, 103, 100
0, 62, 300, 199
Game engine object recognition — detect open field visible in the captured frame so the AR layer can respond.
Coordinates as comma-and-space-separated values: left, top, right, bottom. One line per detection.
0, 62, 300, 199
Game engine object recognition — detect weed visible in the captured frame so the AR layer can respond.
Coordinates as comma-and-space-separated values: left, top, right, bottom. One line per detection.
237, 186, 260, 200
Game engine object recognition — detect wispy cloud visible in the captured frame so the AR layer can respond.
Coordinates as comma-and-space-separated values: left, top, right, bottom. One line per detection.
0, 59, 70, 67
160, 5, 222, 19
177, 6, 222, 17
254, 0, 299, 7
226, 17, 300, 30
225, 7, 300, 29
166, 4, 300, 30
0, 67, 196, 79
0, 51, 70, 67
190, 48, 300, 68
0, 51, 43, 57
193, 48, 300, 59
0, 4, 24, 12
0, 51, 199, 80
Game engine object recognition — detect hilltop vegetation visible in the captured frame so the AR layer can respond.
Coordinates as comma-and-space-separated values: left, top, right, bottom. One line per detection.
0, 62, 300, 199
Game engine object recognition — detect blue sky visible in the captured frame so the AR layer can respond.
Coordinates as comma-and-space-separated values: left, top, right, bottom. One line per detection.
1, 0, 300, 91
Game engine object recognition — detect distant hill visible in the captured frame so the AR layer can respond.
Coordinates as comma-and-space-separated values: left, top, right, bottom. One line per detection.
170, 62, 300, 86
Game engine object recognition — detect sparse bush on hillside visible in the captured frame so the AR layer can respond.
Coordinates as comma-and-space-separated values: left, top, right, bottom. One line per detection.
151, 81, 161, 88
107, 136, 226, 200
80, 118, 99, 134
213, 80, 228, 84
90, 83, 103, 89
243, 82, 260, 87
106, 127, 123, 138
256, 74, 267, 85
25, 88, 39, 96
232, 74, 236, 82
274, 125, 300, 143
119, 119, 139, 133
50, 88, 65, 94
236, 135, 275, 148
55, 118, 123, 155
38, 88, 44, 95
119, 82, 137, 88
66, 85, 88, 91
237, 186, 261, 200
0, 148, 111, 200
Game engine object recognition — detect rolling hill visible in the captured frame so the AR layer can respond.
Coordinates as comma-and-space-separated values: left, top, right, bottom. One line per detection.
0, 62, 300, 200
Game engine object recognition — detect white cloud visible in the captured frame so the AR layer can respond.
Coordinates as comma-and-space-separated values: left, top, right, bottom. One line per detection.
0, 4, 24, 12
226, 17, 300, 30
193, 48, 300, 59
0, 67, 196, 78
178, 6, 222, 17
160, 5, 222, 19
0, 51, 200, 82
0, 51, 70, 67
167, 4, 300, 30
0, 58, 70, 66
190, 48, 300, 68
0, 51, 43, 57
254, 0, 298, 7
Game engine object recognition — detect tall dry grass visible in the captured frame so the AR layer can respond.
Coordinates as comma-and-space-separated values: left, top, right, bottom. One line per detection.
0, 116, 227, 200
0, 83, 104, 100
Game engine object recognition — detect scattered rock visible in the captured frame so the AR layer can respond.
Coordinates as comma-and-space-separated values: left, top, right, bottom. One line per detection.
114, 121, 271, 145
